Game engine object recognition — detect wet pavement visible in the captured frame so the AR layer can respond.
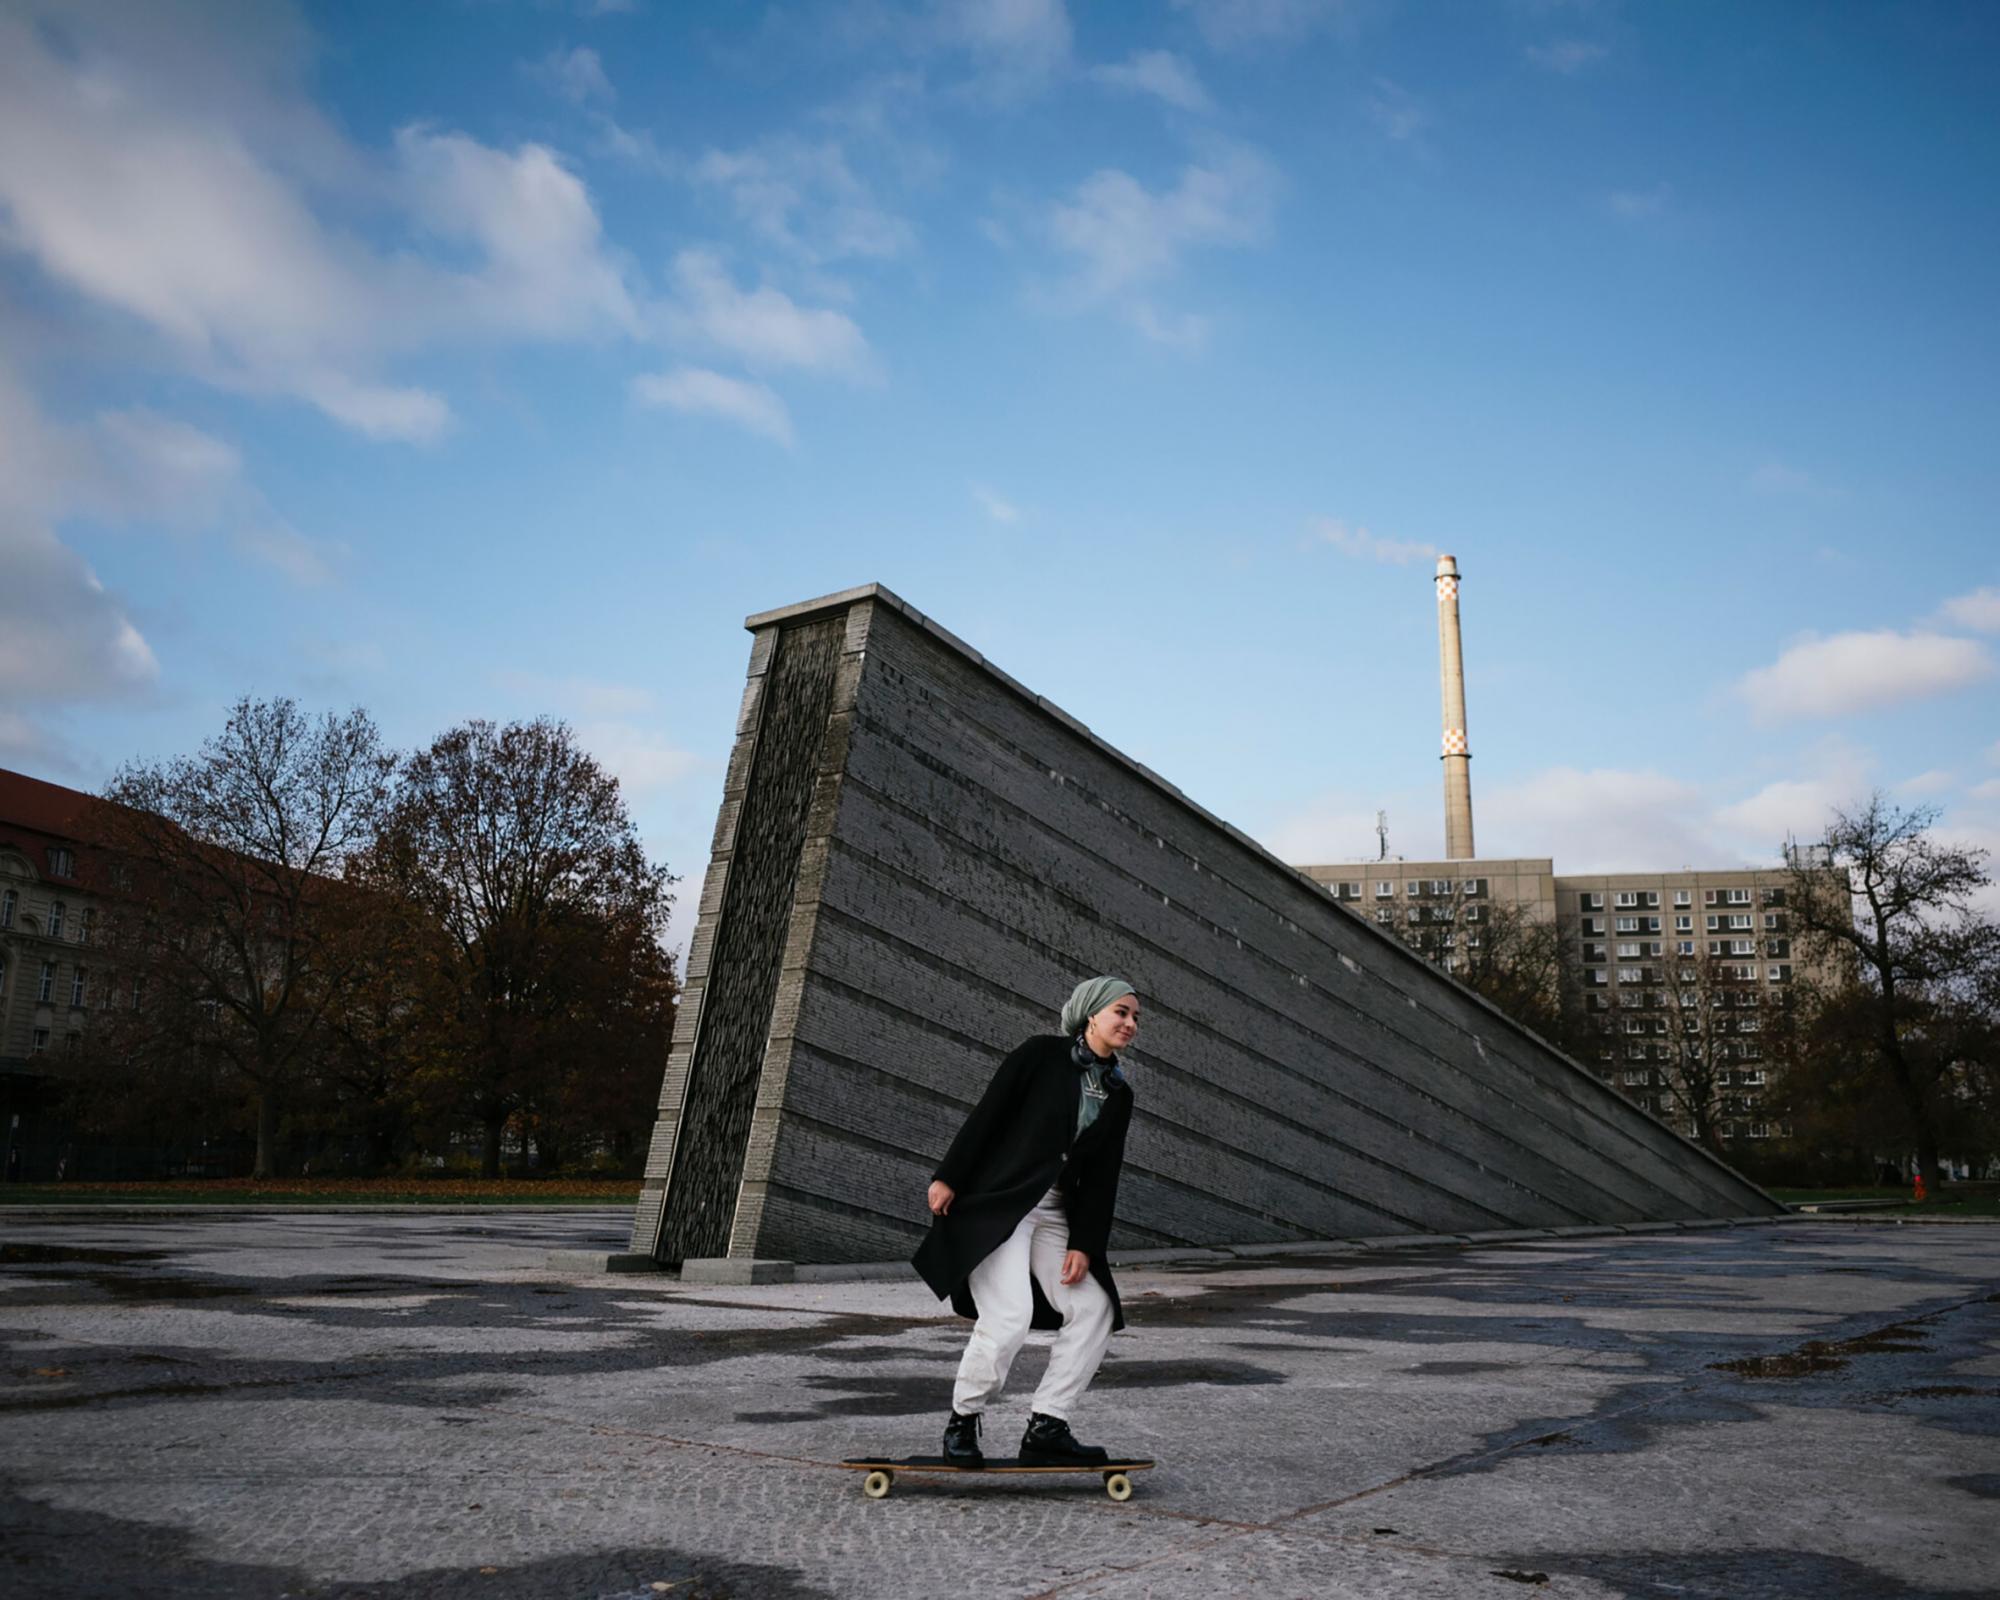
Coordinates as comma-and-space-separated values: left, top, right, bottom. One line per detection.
0, 1211, 1995, 1599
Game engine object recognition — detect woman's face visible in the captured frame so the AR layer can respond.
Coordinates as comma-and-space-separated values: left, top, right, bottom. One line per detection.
1088, 994, 1140, 1053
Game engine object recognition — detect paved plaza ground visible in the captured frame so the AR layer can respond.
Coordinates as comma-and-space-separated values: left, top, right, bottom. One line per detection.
1, 1210, 1996, 1600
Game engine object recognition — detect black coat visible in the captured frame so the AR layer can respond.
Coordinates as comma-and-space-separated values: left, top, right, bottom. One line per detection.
911, 1033, 1133, 1333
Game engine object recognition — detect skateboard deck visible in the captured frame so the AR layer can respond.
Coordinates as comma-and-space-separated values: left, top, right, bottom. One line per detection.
838, 1455, 1155, 1501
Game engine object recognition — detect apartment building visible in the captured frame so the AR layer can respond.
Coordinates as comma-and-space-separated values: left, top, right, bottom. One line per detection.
0, 769, 119, 1175
1295, 854, 1808, 1142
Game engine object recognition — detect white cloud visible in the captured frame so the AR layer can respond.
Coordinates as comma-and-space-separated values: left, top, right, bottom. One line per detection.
1172, 0, 1363, 51
1606, 184, 1672, 222
1525, 39, 1607, 73
631, 367, 795, 446
232, 519, 343, 587
575, 721, 704, 799
1736, 631, 1993, 721
1938, 586, 2000, 632
689, 140, 917, 263
1090, 50, 1213, 113
1481, 767, 1726, 871
930, 0, 1074, 97
1364, 79, 1428, 144
0, 520, 159, 706
1714, 780, 1859, 856
0, 2, 636, 442
1968, 779, 2000, 802
534, 45, 616, 105
972, 484, 1020, 524
1896, 769, 1956, 797
90, 410, 243, 524
495, 671, 659, 719
1311, 517, 1438, 566
1041, 143, 1276, 340
662, 251, 875, 379
397, 128, 639, 341
1748, 459, 1820, 495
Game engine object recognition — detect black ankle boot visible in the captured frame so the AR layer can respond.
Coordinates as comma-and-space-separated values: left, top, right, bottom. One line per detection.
942, 1409, 983, 1466
1019, 1411, 1108, 1466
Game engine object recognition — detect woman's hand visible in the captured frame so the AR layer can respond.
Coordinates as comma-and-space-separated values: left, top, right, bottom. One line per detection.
927, 1180, 955, 1216
1060, 1248, 1089, 1286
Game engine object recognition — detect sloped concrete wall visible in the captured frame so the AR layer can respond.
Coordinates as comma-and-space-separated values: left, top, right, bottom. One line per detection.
632, 586, 1779, 1264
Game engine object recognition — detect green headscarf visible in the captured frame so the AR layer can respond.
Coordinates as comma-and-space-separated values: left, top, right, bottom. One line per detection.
1061, 975, 1136, 1037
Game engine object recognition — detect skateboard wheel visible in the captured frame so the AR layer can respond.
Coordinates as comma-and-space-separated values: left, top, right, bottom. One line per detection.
862, 1470, 893, 1500
1104, 1472, 1133, 1502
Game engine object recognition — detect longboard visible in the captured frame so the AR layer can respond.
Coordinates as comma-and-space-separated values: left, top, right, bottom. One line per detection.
838, 1454, 1155, 1501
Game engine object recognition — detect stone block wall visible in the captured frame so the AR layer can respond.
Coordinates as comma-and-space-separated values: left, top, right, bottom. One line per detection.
632, 586, 1779, 1263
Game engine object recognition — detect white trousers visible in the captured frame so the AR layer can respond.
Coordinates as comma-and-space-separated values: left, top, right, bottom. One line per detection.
951, 1186, 1114, 1422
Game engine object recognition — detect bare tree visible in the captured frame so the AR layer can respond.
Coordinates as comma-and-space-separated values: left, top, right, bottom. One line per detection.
1381, 881, 1589, 1054
370, 719, 674, 1176
1785, 795, 2000, 1191
96, 699, 394, 1176
1648, 947, 1791, 1153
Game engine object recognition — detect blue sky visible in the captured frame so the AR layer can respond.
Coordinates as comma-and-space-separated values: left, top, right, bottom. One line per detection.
4, 0, 1997, 951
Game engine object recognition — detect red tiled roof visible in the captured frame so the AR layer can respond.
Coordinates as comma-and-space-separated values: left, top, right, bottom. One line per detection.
0, 768, 115, 850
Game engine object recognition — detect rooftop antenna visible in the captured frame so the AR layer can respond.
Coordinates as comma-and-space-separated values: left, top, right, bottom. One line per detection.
1376, 809, 1389, 862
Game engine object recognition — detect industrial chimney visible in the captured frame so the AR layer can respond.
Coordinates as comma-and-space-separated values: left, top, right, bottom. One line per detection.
1435, 554, 1475, 860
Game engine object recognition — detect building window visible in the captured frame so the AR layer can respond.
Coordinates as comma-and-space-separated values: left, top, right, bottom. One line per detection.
1624, 1070, 1647, 1086
1617, 966, 1642, 983
1375, 881, 1394, 899
1616, 942, 1640, 958
48, 847, 74, 878
130, 975, 146, 1011
1675, 916, 1692, 933
1768, 964, 1792, 983
1673, 889, 1691, 907
1730, 939, 1755, 956
31, 1028, 50, 1054
1407, 907, 1422, 923
1726, 888, 1751, 905
70, 967, 87, 1008
1581, 892, 1604, 911
38, 962, 55, 1002
1766, 938, 1791, 958
80, 907, 95, 944
1580, 917, 1604, 935
1582, 944, 1606, 964
1586, 970, 1607, 986
1704, 889, 1720, 907
0, 888, 13, 928
1615, 916, 1639, 933
1677, 940, 1695, 956
1462, 878, 1488, 897
1614, 891, 1639, 908
48, 901, 66, 940
1463, 905, 1483, 923
1334, 881, 1361, 901
1727, 914, 1753, 931
64, 1032, 80, 1056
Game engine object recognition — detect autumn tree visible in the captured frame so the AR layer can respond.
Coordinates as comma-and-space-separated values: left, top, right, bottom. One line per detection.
370, 719, 674, 1176
95, 698, 395, 1176
1785, 796, 2000, 1191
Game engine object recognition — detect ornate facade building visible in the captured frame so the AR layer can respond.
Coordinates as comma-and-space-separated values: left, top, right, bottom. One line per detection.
0, 769, 120, 1177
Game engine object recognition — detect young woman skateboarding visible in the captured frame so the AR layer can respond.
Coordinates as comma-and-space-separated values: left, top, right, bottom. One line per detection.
912, 976, 1139, 1468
